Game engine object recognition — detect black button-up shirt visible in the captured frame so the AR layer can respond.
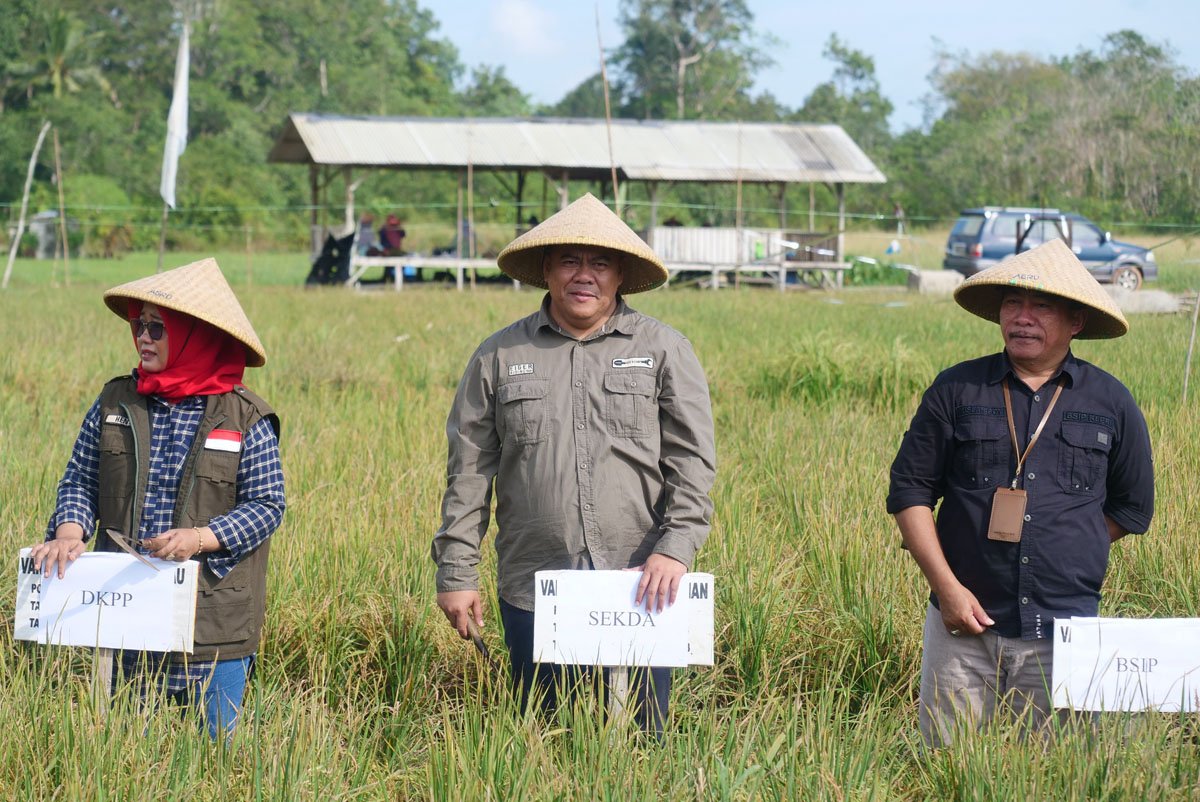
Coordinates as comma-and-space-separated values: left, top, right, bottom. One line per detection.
887, 351, 1154, 639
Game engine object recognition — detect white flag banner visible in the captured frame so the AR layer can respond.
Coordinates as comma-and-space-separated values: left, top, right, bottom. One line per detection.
533, 570, 715, 667
14, 548, 198, 653
159, 22, 190, 209
1053, 616, 1200, 712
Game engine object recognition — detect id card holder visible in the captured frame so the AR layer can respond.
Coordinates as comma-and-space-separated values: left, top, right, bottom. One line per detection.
987, 487, 1026, 543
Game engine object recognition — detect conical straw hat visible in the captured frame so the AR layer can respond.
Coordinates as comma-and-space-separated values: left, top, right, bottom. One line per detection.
953, 238, 1128, 339
497, 193, 667, 293
103, 257, 268, 366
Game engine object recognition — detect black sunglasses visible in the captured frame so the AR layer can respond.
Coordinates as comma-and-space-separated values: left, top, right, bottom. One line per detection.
131, 320, 166, 341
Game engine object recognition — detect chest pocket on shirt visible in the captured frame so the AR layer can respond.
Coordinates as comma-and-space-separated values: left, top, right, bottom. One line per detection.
1057, 421, 1112, 496
498, 380, 549, 445
952, 418, 1009, 488
604, 372, 657, 439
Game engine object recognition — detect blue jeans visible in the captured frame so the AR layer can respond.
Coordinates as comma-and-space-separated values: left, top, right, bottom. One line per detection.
169, 655, 255, 740
499, 598, 672, 737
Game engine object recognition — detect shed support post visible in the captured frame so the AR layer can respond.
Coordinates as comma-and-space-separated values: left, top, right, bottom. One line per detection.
777, 183, 787, 292
456, 172, 465, 292
646, 182, 658, 246
514, 170, 526, 235
309, 164, 320, 258
836, 182, 846, 289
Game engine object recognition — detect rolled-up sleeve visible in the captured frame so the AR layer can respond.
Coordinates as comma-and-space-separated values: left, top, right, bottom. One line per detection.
887, 381, 953, 514
651, 336, 716, 567
432, 347, 501, 592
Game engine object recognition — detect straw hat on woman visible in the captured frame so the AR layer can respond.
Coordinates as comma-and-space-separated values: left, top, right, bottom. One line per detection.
30, 257, 286, 739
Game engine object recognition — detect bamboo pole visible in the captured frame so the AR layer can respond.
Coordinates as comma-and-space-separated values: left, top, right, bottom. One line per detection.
596, 4, 619, 215
155, 203, 170, 273
456, 173, 464, 292
734, 121, 743, 290
53, 128, 70, 287
3, 120, 52, 290
1183, 289, 1200, 403
467, 125, 476, 290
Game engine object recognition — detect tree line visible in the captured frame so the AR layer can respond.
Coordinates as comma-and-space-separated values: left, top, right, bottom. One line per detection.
2, 0, 1197, 254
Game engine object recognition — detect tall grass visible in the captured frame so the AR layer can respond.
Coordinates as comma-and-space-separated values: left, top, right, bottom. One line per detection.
2, 259, 1200, 798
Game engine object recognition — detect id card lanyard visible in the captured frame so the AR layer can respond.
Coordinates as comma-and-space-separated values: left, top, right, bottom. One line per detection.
987, 376, 1065, 543
1002, 376, 1066, 489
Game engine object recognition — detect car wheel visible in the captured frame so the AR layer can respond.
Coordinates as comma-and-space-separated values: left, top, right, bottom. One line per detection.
1112, 265, 1142, 291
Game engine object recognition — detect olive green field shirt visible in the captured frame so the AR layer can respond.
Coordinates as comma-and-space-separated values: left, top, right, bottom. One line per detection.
432, 296, 717, 611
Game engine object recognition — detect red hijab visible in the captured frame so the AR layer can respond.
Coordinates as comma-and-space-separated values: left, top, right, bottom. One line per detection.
129, 301, 246, 402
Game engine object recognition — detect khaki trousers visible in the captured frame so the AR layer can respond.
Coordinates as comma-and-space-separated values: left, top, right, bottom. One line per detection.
918, 603, 1061, 748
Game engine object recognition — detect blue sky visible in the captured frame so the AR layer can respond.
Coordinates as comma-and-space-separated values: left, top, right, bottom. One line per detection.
427, 0, 1199, 131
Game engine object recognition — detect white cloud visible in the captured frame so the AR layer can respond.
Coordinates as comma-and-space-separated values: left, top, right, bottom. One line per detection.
489, 0, 563, 58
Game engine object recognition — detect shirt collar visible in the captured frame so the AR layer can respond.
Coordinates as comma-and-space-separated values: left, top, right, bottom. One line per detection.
990, 349, 1079, 388
535, 294, 636, 340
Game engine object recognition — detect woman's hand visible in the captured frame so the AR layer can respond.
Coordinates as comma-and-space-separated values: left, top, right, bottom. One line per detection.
30, 524, 87, 579
145, 526, 212, 562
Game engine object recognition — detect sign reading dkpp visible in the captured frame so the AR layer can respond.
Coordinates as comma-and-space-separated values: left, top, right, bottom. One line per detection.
14, 548, 198, 653
533, 570, 714, 668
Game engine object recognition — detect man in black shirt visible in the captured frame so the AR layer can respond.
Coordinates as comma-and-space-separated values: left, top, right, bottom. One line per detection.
888, 238, 1154, 747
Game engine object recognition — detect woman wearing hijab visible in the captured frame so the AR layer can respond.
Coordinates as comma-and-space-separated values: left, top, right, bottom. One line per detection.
30, 257, 286, 739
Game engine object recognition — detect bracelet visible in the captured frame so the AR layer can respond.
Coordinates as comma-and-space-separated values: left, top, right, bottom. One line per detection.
194, 527, 203, 556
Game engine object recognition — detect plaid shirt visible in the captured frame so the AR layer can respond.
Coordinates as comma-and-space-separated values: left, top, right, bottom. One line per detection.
48, 385, 285, 692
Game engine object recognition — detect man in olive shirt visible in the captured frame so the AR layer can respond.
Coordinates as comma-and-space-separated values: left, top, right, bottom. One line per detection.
432, 194, 716, 733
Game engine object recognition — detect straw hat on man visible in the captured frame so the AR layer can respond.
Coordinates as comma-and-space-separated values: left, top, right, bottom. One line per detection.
887, 237, 1153, 747
433, 193, 715, 737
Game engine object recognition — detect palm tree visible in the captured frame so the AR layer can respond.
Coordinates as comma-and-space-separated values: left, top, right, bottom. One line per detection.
11, 9, 119, 106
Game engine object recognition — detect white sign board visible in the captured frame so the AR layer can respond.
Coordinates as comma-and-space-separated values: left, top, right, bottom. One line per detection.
1053, 617, 1200, 712
14, 548, 198, 653
533, 570, 714, 667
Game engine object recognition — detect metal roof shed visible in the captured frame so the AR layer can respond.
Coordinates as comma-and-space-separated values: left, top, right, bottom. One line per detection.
268, 113, 886, 283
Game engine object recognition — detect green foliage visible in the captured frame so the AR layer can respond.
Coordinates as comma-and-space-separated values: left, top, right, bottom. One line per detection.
461, 66, 531, 118
17, 230, 37, 257
611, 0, 776, 120
750, 334, 934, 412
7, 8, 117, 104
30, 173, 143, 257
888, 32, 1200, 224
844, 256, 910, 287
794, 35, 893, 156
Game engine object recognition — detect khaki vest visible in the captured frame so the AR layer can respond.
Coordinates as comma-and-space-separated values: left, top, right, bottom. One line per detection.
95, 376, 280, 662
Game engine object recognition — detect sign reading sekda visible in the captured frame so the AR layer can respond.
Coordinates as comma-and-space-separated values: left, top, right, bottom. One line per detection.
532, 570, 714, 668
14, 548, 198, 652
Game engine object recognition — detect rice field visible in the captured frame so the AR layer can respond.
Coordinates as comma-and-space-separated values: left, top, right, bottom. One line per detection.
1, 249, 1199, 800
